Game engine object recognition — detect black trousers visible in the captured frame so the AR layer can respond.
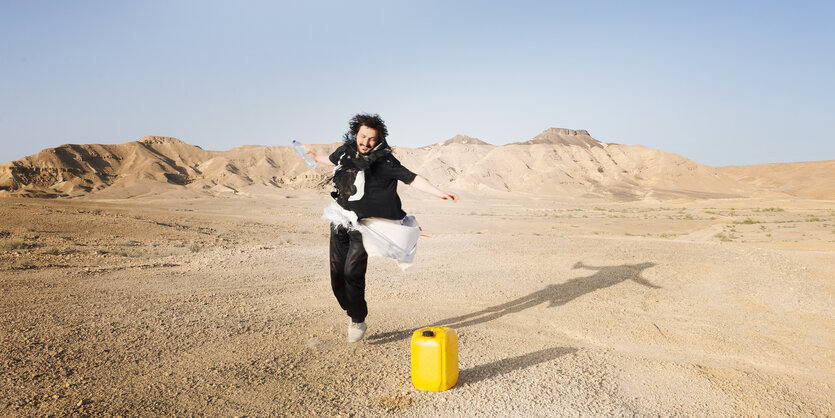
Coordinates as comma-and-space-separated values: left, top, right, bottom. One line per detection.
329, 224, 368, 323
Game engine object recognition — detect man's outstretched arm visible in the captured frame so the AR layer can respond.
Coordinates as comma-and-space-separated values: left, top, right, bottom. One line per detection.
408, 175, 458, 201
306, 151, 335, 166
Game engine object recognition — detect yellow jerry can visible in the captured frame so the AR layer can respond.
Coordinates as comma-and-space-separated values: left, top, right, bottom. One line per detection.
411, 327, 458, 391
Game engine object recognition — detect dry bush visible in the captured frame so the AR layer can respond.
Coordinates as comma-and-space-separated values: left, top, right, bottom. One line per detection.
1, 239, 26, 251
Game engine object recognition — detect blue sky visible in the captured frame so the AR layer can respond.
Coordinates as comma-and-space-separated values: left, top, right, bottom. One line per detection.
1, 0, 833, 166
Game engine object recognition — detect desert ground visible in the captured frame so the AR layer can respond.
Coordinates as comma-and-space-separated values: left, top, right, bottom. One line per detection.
1, 191, 833, 416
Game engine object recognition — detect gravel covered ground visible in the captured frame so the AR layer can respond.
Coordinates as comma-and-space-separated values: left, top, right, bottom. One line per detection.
1, 193, 833, 416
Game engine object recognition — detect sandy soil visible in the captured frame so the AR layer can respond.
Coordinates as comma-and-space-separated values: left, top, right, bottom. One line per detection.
1, 192, 833, 416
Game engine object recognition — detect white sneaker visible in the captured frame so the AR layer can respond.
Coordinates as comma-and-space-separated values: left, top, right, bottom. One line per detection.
348, 320, 367, 342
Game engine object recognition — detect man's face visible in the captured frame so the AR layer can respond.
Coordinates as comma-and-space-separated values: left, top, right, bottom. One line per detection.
356, 125, 379, 154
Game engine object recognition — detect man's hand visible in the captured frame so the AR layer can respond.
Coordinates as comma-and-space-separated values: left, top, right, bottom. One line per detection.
409, 176, 459, 202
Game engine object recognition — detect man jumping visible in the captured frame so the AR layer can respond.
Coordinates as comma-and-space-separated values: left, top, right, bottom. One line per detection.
307, 113, 458, 342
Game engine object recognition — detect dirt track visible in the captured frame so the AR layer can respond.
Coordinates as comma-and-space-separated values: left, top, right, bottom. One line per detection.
1, 193, 833, 416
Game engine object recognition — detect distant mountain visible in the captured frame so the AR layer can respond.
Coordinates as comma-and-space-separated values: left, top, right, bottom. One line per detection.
718, 160, 835, 200
437, 135, 493, 146
0, 136, 333, 198
511, 128, 603, 148
395, 128, 755, 201
1, 131, 832, 201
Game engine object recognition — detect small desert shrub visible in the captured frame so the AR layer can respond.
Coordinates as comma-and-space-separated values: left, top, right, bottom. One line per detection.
806, 216, 823, 222
714, 233, 732, 242
42, 247, 62, 255
189, 243, 201, 253
1, 240, 27, 251
99, 250, 129, 257
734, 218, 759, 225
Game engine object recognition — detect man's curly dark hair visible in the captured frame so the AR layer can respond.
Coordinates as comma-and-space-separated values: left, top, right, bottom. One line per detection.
344, 113, 388, 144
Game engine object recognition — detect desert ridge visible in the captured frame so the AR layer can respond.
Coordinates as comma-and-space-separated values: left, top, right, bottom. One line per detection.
0, 136, 338, 199
394, 129, 757, 201
0, 129, 833, 200
718, 160, 835, 200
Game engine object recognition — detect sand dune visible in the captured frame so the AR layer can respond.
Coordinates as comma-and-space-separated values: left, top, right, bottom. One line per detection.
1, 130, 832, 201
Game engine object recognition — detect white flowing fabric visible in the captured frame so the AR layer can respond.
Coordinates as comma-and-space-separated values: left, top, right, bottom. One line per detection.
322, 201, 421, 271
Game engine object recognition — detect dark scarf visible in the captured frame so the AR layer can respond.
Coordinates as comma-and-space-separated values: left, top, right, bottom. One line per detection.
339, 133, 392, 169
331, 135, 392, 208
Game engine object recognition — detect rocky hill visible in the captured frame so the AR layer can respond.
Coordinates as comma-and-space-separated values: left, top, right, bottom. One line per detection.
437, 135, 494, 147
0, 131, 832, 201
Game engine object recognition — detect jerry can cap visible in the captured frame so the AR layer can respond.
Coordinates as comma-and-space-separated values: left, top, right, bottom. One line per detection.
422, 330, 435, 337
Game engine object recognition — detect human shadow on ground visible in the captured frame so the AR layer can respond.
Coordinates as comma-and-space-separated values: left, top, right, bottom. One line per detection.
459, 346, 579, 386
367, 261, 659, 345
